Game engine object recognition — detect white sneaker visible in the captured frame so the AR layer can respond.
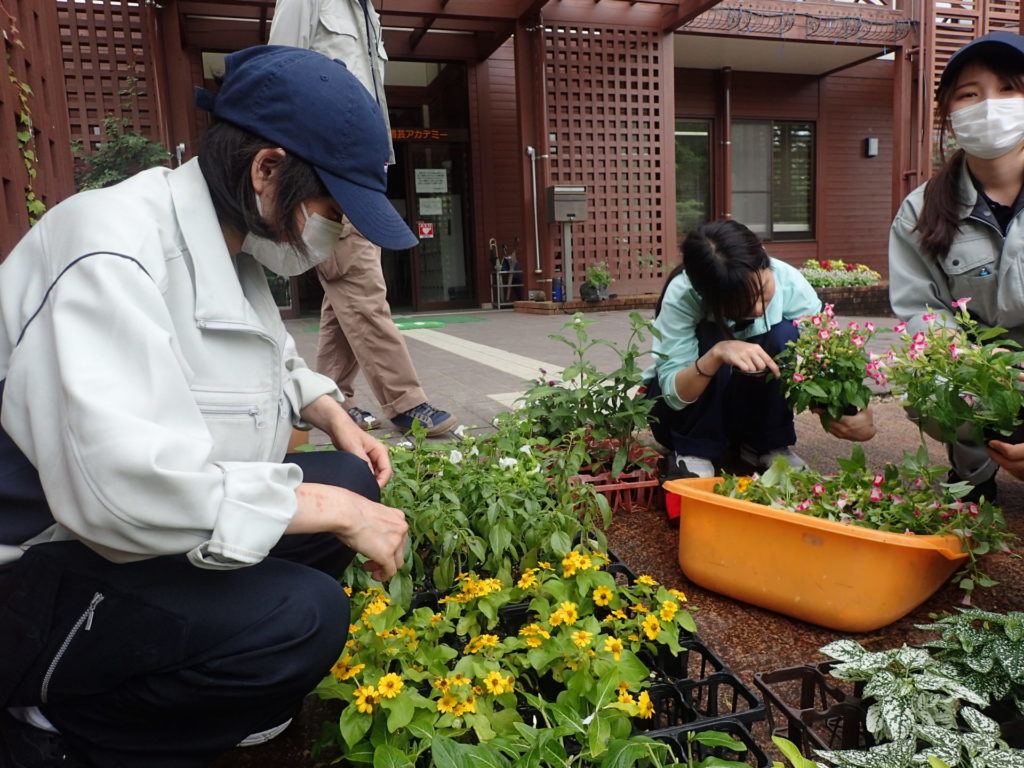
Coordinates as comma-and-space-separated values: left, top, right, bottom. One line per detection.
668, 453, 715, 478
237, 718, 293, 747
739, 445, 808, 471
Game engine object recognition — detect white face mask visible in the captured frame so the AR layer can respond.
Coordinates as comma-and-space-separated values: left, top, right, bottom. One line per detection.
950, 97, 1024, 159
243, 198, 345, 276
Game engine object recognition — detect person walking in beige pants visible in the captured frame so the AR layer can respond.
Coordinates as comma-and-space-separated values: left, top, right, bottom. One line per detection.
270, 0, 457, 436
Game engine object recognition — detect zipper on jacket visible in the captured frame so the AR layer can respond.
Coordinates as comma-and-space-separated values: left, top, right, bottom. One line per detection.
41, 592, 104, 704
199, 404, 266, 429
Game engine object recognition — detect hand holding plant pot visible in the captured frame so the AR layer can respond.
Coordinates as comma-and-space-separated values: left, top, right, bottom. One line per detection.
885, 299, 1024, 446
776, 303, 880, 430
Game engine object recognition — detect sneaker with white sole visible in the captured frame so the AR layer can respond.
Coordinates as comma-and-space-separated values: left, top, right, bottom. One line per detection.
665, 452, 715, 479
346, 406, 381, 431
739, 444, 807, 471
390, 403, 457, 437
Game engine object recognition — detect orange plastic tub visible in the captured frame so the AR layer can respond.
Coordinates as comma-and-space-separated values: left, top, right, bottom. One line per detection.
663, 477, 969, 633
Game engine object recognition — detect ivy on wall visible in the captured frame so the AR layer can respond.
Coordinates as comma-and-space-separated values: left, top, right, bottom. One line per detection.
2, 1, 46, 223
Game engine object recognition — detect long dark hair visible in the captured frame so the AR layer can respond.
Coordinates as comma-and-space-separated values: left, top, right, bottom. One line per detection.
916, 51, 1024, 259
655, 219, 769, 336
198, 120, 329, 255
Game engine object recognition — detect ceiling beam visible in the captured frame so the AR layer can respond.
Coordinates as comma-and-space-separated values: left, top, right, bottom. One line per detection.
662, 0, 720, 31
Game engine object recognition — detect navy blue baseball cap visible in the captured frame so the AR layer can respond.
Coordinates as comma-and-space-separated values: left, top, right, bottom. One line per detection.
939, 30, 1024, 93
196, 45, 416, 250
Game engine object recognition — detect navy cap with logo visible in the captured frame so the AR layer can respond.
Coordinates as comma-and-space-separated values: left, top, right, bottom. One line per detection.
195, 45, 417, 250
939, 30, 1024, 94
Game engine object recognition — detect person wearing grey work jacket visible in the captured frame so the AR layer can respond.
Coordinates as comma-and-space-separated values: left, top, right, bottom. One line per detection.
889, 30, 1024, 501
0, 46, 413, 767
268, 0, 458, 436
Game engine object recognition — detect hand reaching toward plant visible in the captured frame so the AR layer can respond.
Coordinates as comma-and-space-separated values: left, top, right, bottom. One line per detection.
712, 339, 780, 376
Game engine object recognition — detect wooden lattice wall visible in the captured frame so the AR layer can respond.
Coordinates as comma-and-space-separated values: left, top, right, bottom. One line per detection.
57, 0, 161, 155
542, 23, 673, 296
1, 0, 75, 259
932, 0, 1020, 87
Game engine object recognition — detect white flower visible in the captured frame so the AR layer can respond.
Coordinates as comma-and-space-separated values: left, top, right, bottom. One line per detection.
453, 424, 467, 438
519, 444, 532, 455
469, 445, 480, 456
396, 440, 413, 449
449, 449, 464, 464
498, 457, 518, 469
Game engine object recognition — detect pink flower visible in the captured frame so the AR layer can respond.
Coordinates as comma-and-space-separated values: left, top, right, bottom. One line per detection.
952, 297, 972, 309
851, 335, 865, 347
961, 392, 977, 407
792, 373, 805, 382
812, 483, 825, 496
792, 318, 801, 326
828, 320, 840, 330
823, 303, 835, 318
872, 473, 884, 487
869, 487, 884, 502
922, 313, 937, 323
864, 322, 875, 333
912, 331, 926, 343
949, 343, 962, 360
811, 315, 823, 327
894, 322, 907, 333
847, 321, 860, 331
818, 329, 830, 340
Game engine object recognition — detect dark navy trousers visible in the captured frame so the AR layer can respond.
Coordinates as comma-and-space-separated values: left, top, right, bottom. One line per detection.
0, 450, 376, 768
647, 320, 798, 461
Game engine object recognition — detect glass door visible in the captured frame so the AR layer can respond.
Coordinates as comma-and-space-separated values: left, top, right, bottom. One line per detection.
404, 141, 474, 310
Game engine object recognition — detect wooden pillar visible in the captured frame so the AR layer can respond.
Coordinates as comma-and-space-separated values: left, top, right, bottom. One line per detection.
717, 67, 733, 220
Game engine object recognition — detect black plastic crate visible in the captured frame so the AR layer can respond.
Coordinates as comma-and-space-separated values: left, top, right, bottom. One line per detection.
753, 663, 871, 756
675, 671, 766, 727
645, 718, 772, 768
646, 635, 728, 685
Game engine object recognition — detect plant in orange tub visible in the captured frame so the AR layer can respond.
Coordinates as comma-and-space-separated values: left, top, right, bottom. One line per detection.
663, 444, 1015, 632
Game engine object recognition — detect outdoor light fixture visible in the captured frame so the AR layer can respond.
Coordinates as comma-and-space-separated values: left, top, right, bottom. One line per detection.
864, 137, 879, 158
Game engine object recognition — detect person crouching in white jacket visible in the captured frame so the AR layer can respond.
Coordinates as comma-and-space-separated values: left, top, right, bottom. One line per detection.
0, 46, 415, 767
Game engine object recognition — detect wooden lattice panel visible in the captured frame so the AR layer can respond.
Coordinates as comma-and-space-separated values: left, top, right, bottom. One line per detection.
58, 0, 158, 155
932, 0, 1020, 105
543, 24, 670, 296
1, 0, 75, 259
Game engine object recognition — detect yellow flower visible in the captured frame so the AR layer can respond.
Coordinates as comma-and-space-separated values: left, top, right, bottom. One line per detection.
538, 561, 552, 570
436, 693, 459, 714
642, 614, 662, 640
637, 575, 657, 586
376, 673, 403, 699
354, 685, 377, 714
638, 690, 654, 719
618, 689, 635, 705
454, 696, 477, 716
363, 598, 389, 616
572, 630, 593, 648
465, 634, 500, 654
604, 636, 623, 661
483, 670, 513, 695
628, 634, 639, 642
330, 656, 365, 681
559, 601, 579, 625
432, 677, 451, 691
660, 600, 679, 622
430, 613, 443, 625
592, 586, 614, 606
519, 623, 550, 639
343, 586, 353, 596
517, 569, 538, 589
610, 609, 628, 621
525, 637, 542, 648
629, 603, 649, 614
736, 476, 752, 494
668, 589, 688, 602
561, 550, 592, 577
450, 673, 471, 687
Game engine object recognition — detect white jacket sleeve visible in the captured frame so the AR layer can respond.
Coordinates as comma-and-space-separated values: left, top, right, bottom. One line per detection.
281, 329, 346, 428
268, 0, 318, 48
5, 254, 300, 568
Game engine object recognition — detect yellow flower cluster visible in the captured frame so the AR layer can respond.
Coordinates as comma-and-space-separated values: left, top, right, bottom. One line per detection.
354, 684, 377, 714
330, 655, 365, 681
592, 586, 614, 606
549, 601, 579, 626
482, 670, 515, 695
440, 574, 504, 604
464, 634, 500, 654
735, 476, 753, 494
519, 622, 551, 648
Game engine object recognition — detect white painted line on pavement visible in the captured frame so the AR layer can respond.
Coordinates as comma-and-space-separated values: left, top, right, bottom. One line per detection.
401, 328, 563, 383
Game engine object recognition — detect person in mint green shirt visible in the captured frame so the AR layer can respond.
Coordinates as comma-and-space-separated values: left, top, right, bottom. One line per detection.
644, 219, 875, 479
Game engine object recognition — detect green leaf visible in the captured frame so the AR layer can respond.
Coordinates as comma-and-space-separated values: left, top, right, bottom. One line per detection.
339, 704, 372, 749
690, 729, 746, 750
587, 707, 612, 757
373, 743, 415, 767
385, 693, 416, 731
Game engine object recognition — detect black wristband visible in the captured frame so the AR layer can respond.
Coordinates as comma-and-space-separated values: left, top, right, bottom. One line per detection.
694, 358, 712, 378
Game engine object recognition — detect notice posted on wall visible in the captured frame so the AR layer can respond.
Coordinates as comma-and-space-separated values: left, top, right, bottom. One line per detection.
417, 221, 435, 239
419, 197, 443, 216
414, 168, 448, 194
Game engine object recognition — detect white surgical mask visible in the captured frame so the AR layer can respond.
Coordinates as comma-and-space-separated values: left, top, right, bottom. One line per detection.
950, 97, 1024, 159
242, 199, 345, 276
